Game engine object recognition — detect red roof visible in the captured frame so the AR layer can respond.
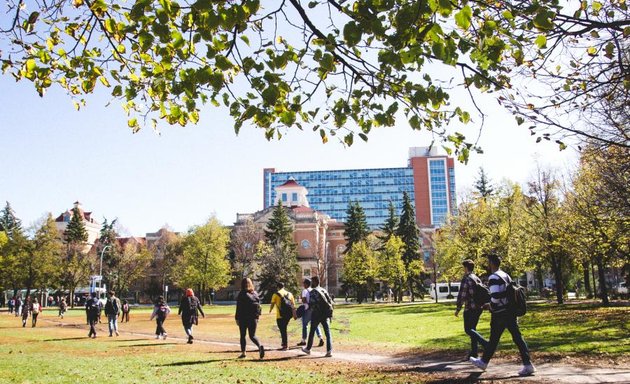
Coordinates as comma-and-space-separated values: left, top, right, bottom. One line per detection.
278, 179, 301, 188
291, 206, 314, 213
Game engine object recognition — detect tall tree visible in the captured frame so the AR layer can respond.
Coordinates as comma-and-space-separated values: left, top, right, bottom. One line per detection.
396, 191, 422, 301
109, 239, 152, 296
0, 203, 27, 297
474, 167, 495, 199
378, 201, 399, 244
178, 217, 232, 305
0, 202, 23, 240
344, 201, 370, 253
149, 228, 184, 300
3, 0, 627, 153
231, 217, 264, 280
61, 207, 92, 308
377, 236, 406, 303
258, 202, 299, 300
25, 214, 63, 298
342, 235, 379, 304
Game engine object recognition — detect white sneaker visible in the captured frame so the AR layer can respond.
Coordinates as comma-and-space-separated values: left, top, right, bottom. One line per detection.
518, 364, 536, 376
155, 335, 160, 339
162, 334, 167, 340
301, 347, 311, 355
469, 357, 487, 371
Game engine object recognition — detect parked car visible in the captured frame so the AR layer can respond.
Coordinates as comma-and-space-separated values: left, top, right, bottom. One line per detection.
613, 282, 628, 298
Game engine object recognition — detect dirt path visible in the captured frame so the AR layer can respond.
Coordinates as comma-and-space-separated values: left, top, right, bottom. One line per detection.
43, 316, 630, 384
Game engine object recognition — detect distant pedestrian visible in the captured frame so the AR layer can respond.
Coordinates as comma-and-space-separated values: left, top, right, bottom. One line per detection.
85, 292, 101, 338
269, 282, 296, 350
235, 278, 264, 359
297, 279, 323, 347
455, 259, 489, 359
58, 297, 67, 319
47, 296, 53, 308
8, 297, 14, 314
301, 276, 334, 357
31, 298, 41, 327
178, 289, 204, 344
15, 297, 22, 317
104, 291, 121, 337
21, 298, 31, 327
121, 300, 130, 322
150, 296, 170, 340
470, 254, 535, 376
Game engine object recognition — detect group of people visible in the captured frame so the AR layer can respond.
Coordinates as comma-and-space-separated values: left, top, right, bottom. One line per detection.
455, 254, 536, 377
6, 296, 42, 328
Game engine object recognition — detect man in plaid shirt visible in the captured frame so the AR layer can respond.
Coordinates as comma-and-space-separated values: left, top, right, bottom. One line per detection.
455, 259, 488, 359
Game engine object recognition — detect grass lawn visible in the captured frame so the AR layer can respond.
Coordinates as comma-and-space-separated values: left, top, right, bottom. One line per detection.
0, 301, 627, 383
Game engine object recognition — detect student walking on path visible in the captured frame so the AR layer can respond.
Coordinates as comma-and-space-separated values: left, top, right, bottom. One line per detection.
269, 282, 296, 350
470, 254, 536, 376
301, 276, 334, 357
178, 289, 204, 344
104, 291, 121, 337
120, 300, 130, 322
85, 292, 101, 338
150, 296, 171, 340
15, 297, 22, 317
31, 298, 41, 327
455, 259, 489, 359
8, 297, 14, 314
235, 278, 265, 359
298, 278, 324, 347
21, 297, 31, 327
58, 297, 67, 319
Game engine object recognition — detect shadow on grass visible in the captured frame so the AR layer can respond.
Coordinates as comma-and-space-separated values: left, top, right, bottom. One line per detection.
43, 337, 89, 341
119, 343, 179, 347
157, 358, 232, 367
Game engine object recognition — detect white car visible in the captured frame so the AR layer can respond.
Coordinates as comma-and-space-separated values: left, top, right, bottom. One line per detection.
613, 282, 627, 296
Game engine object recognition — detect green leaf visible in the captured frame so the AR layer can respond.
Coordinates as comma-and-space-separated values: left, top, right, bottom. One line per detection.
535, 35, 547, 49
454, 6, 472, 30
533, 10, 555, 31
343, 22, 362, 47
587, 46, 597, 56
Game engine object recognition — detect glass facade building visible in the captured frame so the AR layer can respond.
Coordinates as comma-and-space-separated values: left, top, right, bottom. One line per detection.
264, 147, 456, 229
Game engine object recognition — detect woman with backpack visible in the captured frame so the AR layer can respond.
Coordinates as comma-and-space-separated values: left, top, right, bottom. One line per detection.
268, 282, 296, 350
150, 296, 171, 340
178, 288, 204, 344
120, 300, 130, 322
31, 298, 41, 327
235, 278, 264, 359
58, 297, 67, 319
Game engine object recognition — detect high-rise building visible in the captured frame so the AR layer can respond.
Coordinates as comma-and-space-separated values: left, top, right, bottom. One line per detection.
263, 147, 456, 229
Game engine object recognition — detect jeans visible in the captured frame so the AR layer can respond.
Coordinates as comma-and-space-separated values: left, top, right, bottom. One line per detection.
463, 309, 488, 357
276, 317, 291, 347
107, 314, 118, 335
32, 313, 39, 327
88, 318, 98, 337
482, 311, 531, 365
239, 319, 261, 352
306, 316, 332, 352
155, 318, 166, 336
302, 309, 322, 341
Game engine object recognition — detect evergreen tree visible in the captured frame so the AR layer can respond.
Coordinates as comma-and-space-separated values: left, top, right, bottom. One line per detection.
98, 218, 121, 287
344, 201, 370, 253
258, 202, 299, 301
378, 201, 399, 244
0, 201, 23, 239
396, 192, 422, 301
474, 167, 495, 199
63, 207, 88, 244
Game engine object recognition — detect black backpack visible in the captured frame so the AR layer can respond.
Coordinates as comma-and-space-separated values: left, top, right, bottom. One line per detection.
87, 299, 100, 316
310, 288, 333, 318
499, 274, 527, 316
471, 274, 491, 307
157, 304, 168, 320
277, 293, 294, 319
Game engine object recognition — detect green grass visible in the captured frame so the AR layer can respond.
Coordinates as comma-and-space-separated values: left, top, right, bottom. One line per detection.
0, 301, 627, 383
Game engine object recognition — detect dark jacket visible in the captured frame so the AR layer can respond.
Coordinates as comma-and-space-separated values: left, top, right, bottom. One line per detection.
235, 291, 261, 322
178, 296, 204, 323
85, 297, 101, 321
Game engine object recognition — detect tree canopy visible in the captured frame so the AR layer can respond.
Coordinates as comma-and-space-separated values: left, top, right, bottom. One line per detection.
2, 0, 627, 157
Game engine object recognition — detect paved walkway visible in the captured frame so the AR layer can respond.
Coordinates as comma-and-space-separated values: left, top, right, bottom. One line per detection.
49, 318, 630, 383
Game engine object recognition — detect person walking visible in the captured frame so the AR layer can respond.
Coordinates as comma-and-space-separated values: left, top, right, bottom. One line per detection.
31, 298, 41, 327
297, 278, 324, 347
150, 296, 170, 340
235, 278, 264, 359
15, 297, 22, 317
469, 254, 536, 376
455, 259, 489, 359
178, 289, 204, 344
21, 297, 31, 327
269, 282, 296, 350
104, 291, 121, 337
58, 297, 67, 319
8, 297, 14, 314
301, 276, 334, 357
85, 292, 101, 338
120, 300, 130, 322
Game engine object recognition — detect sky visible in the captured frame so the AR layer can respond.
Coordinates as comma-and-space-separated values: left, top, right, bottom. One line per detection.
0, 69, 578, 237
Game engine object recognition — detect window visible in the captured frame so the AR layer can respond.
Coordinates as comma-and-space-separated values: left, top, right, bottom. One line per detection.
303, 268, 311, 278
292, 192, 298, 202
301, 239, 311, 249
439, 286, 448, 293
450, 285, 459, 293
282, 193, 287, 202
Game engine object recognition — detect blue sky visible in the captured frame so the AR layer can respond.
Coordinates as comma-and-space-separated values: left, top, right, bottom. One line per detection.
0, 73, 577, 236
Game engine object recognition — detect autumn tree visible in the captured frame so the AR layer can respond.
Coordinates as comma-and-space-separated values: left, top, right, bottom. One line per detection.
231, 217, 264, 280
109, 239, 152, 295
342, 235, 379, 303
377, 235, 406, 303
0, 202, 29, 297
60, 207, 93, 307
25, 214, 63, 298
178, 217, 232, 305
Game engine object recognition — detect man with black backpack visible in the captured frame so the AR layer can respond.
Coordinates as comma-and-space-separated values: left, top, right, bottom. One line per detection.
470, 254, 535, 376
455, 259, 489, 360
269, 282, 296, 350
104, 291, 121, 337
301, 276, 334, 357
85, 292, 101, 338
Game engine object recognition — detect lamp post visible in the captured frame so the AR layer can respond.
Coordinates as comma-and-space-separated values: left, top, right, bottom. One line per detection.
325, 241, 330, 291
98, 244, 111, 294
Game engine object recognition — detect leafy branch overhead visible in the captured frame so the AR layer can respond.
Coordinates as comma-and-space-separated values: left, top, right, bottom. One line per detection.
1, 0, 628, 159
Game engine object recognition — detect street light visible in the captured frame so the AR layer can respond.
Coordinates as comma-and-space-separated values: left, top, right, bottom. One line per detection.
98, 244, 111, 295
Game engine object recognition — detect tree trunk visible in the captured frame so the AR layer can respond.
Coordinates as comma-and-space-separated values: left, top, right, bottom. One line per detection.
408, 279, 415, 302
551, 256, 564, 304
596, 255, 609, 306
535, 265, 544, 293
591, 262, 598, 298
583, 261, 592, 298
